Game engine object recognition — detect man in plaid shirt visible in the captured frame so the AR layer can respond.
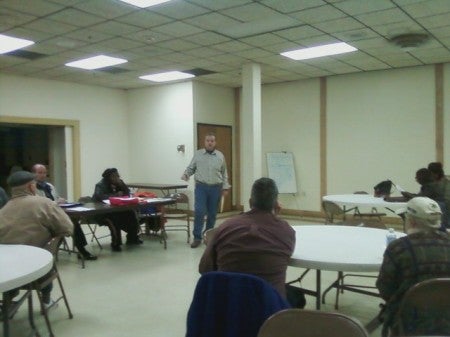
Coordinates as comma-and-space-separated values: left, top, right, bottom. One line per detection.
376, 197, 450, 336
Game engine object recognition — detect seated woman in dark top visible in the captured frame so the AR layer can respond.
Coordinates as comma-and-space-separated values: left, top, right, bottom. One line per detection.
92, 168, 142, 251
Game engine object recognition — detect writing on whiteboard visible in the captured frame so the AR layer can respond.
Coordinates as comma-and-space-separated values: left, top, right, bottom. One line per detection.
266, 152, 297, 194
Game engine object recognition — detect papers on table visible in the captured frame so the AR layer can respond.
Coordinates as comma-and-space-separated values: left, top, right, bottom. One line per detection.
394, 184, 405, 192
67, 206, 94, 212
102, 197, 172, 205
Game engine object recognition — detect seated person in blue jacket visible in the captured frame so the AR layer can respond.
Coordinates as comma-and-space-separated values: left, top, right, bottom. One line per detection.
32, 163, 97, 260
92, 168, 142, 252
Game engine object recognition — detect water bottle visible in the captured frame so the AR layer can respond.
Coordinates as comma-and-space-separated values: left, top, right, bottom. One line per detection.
386, 228, 397, 246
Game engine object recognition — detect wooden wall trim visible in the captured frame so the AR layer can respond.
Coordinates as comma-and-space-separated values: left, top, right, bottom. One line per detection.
435, 63, 444, 163
320, 77, 327, 200
234, 88, 241, 209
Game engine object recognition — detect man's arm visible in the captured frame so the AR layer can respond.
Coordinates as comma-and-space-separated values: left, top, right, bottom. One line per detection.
376, 250, 400, 301
47, 203, 74, 237
182, 153, 197, 181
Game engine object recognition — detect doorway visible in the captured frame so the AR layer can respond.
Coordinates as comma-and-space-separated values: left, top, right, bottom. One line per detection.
197, 123, 233, 212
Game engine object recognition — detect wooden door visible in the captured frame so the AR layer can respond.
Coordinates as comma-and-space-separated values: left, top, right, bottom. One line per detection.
197, 124, 233, 212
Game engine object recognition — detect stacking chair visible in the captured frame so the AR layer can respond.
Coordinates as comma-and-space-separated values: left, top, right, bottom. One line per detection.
322, 201, 361, 225
395, 277, 450, 336
258, 309, 369, 337
164, 193, 191, 243
186, 271, 290, 337
202, 227, 217, 246
78, 196, 108, 249
138, 203, 167, 249
29, 236, 73, 337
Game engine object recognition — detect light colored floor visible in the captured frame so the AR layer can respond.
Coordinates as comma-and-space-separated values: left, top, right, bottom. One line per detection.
6, 218, 385, 337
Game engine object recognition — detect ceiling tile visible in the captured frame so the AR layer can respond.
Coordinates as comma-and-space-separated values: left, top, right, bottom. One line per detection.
262, 41, 302, 54
314, 17, 364, 34
239, 33, 288, 47
149, 1, 210, 19
187, 0, 252, 11
115, 10, 173, 28
402, 0, 450, 18
212, 40, 253, 52
152, 21, 203, 38
152, 38, 200, 51
289, 5, 347, 24
0, 8, 37, 31
65, 28, 114, 43
184, 47, 225, 58
126, 30, 172, 44
23, 18, 79, 35
4, 27, 54, 42
97, 37, 146, 51
371, 21, 424, 39
333, 27, 380, 42
0, 0, 64, 16
355, 8, 412, 26
47, 8, 106, 27
72, 0, 137, 19
232, 48, 273, 59
260, 0, 326, 14
184, 13, 241, 31
417, 12, 450, 29
274, 25, 324, 41
410, 46, 450, 63
89, 21, 142, 36
333, 0, 395, 16
429, 25, 450, 39
220, 3, 288, 22
182, 32, 230, 46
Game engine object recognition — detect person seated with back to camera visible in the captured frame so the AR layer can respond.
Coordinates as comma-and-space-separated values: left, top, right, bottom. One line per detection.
32, 163, 97, 260
92, 168, 142, 252
376, 196, 450, 337
0, 186, 8, 208
0, 171, 73, 309
428, 162, 450, 229
199, 177, 296, 300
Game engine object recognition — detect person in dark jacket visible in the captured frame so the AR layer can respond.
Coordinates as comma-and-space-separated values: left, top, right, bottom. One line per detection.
92, 168, 142, 251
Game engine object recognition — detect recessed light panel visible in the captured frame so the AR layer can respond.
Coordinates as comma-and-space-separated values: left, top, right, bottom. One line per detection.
65, 55, 127, 70
139, 71, 195, 82
119, 0, 171, 8
281, 42, 357, 60
0, 34, 34, 54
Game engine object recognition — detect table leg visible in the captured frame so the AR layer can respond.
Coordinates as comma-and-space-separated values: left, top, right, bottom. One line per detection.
316, 270, 321, 310
2, 291, 11, 337
27, 288, 41, 337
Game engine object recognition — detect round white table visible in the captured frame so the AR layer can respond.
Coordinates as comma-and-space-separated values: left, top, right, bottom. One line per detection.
323, 194, 407, 213
288, 225, 405, 309
0, 244, 53, 337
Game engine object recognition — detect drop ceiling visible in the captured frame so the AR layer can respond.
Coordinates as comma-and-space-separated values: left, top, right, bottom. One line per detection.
1, 0, 450, 89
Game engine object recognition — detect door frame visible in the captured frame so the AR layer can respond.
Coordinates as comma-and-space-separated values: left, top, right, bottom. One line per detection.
0, 115, 81, 199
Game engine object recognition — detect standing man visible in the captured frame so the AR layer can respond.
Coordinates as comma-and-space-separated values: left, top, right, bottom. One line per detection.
32, 163, 97, 260
182, 133, 230, 248
0, 171, 73, 307
199, 178, 295, 298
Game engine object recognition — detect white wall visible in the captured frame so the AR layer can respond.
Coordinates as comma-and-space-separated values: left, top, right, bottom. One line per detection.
444, 63, 450, 170
327, 66, 435, 197
262, 79, 321, 211
127, 82, 194, 192
0, 74, 129, 196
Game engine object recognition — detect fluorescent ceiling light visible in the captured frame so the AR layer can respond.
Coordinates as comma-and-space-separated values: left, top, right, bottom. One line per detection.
139, 71, 195, 82
281, 42, 357, 60
119, 0, 171, 8
0, 34, 34, 54
65, 55, 127, 70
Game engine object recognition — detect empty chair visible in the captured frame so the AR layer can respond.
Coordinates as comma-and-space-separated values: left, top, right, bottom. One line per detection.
138, 203, 167, 249
77, 196, 112, 249
322, 201, 361, 225
395, 278, 450, 336
258, 308, 369, 337
164, 193, 191, 243
186, 271, 290, 337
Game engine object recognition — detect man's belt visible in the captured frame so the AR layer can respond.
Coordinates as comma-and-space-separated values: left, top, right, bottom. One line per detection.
195, 181, 222, 187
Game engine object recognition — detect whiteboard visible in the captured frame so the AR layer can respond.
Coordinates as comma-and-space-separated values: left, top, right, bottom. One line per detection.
266, 152, 298, 194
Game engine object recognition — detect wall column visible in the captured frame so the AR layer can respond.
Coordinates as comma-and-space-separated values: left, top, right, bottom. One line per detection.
241, 63, 262, 210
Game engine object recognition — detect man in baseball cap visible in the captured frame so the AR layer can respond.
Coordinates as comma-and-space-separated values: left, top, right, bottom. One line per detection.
377, 197, 450, 336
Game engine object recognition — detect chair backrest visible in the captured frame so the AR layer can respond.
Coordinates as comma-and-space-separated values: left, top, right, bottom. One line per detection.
186, 271, 290, 337
322, 200, 344, 223
203, 227, 217, 245
258, 308, 369, 337
396, 277, 450, 336
44, 235, 64, 256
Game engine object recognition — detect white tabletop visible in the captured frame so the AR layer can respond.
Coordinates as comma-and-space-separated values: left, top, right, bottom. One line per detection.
0, 245, 53, 293
289, 225, 405, 272
323, 194, 407, 211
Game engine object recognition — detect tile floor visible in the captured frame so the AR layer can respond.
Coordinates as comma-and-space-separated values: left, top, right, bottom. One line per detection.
6, 218, 385, 337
